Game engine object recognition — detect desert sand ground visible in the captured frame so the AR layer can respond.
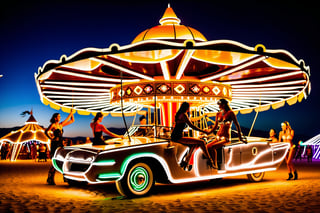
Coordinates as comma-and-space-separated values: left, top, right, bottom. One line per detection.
0, 158, 319, 213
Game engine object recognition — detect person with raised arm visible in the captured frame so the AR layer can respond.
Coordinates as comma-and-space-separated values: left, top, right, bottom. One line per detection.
90, 112, 122, 145
45, 109, 75, 185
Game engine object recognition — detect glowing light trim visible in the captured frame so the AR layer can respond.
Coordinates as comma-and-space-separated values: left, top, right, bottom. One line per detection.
301, 134, 320, 159
52, 69, 140, 83
92, 159, 116, 166
231, 80, 307, 88
41, 84, 110, 92
226, 71, 304, 85
160, 61, 170, 80
35, 6, 310, 117
97, 173, 121, 180
42, 81, 117, 88
52, 159, 64, 173
92, 57, 154, 81
176, 50, 195, 80
200, 55, 266, 82
225, 142, 290, 171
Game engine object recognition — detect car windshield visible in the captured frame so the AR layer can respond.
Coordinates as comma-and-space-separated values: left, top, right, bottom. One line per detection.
125, 125, 172, 139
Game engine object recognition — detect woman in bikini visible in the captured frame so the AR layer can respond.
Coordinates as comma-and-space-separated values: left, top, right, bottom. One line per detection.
279, 121, 297, 180
207, 99, 246, 168
171, 102, 215, 170
90, 112, 122, 145
45, 109, 75, 185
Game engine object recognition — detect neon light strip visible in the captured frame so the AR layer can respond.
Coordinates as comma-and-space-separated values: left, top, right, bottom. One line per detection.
35, 73, 45, 103
97, 173, 121, 179
43, 81, 117, 87
231, 80, 307, 88
315, 146, 320, 159
232, 94, 294, 97
301, 133, 320, 145
52, 69, 140, 83
160, 61, 170, 80
225, 71, 304, 85
201, 56, 266, 82
225, 143, 290, 171
52, 159, 64, 173
46, 95, 109, 99
60, 63, 100, 71
41, 84, 110, 92
92, 160, 116, 166
64, 175, 86, 182
263, 59, 300, 70
233, 86, 303, 92
66, 102, 111, 108
92, 58, 154, 81
176, 50, 195, 80
55, 99, 109, 103
43, 91, 110, 96
232, 97, 284, 100
108, 49, 185, 64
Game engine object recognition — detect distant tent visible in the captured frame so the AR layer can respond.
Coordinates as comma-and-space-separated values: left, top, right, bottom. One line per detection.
0, 111, 50, 161
301, 134, 320, 159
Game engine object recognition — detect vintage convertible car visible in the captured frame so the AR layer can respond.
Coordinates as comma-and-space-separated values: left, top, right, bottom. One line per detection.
52, 125, 290, 197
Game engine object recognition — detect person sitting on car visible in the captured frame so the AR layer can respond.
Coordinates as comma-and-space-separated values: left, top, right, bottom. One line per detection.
133, 115, 149, 136
90, 112, 122, 145
171, 102, 215, 170
206, 99, 246, 168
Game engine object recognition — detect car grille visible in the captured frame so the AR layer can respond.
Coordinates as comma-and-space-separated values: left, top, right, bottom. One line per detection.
68, 162, 90, 172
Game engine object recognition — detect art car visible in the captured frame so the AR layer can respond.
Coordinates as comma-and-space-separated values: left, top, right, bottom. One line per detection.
52, 125, 290, 197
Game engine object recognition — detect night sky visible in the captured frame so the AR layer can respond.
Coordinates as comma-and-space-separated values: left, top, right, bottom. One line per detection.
1, 0, 319, 140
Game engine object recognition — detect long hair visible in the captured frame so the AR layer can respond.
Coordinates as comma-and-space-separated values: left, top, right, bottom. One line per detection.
175, 102, 189, 122
282, 121, 292, 131
50, 113, 60, 124
93, 112, 103, 123
218, 98, 231, 111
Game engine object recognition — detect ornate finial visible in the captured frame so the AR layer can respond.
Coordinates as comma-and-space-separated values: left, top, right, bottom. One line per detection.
159, 5, 181, 25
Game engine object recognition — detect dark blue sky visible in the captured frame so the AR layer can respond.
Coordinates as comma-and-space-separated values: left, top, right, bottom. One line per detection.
0, 0, 319, 139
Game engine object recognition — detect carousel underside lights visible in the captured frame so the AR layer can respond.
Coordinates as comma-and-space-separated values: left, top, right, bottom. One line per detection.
35, 5, 310, 127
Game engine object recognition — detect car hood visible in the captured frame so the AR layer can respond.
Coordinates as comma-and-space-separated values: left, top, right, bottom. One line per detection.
64, 137, 168, 153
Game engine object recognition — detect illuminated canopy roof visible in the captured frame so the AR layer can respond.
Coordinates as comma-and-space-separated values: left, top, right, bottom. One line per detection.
132, 5, 207, 43
0, 113, 50, 161
35, 5, 311, 117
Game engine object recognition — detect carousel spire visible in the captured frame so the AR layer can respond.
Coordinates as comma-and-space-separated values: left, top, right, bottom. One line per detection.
159, 4, 181, 25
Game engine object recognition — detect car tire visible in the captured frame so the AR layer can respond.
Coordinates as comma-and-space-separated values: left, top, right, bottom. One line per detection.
116, 162, 154, 197
247, 172, 265, 182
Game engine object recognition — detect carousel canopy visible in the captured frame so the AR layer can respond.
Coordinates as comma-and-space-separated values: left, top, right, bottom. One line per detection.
35, 5, 310, 117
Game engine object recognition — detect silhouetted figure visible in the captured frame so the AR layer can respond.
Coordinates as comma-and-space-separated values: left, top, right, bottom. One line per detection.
45, 110, 75, 185
171, 102, 214, 170
306, 146, 313, 163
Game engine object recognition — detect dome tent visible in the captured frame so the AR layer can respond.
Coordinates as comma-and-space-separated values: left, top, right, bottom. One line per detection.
0, 111, 50, 161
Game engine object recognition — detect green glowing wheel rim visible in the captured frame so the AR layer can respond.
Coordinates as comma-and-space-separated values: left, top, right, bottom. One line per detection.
247, 172, 265, 182
116, 162, 154, 197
